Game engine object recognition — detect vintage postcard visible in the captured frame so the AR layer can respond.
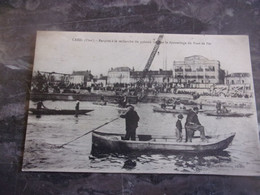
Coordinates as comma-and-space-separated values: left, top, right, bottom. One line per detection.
22, 31, 260, 175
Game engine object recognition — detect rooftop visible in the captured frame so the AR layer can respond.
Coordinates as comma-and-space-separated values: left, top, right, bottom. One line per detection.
109, 67, 131, 72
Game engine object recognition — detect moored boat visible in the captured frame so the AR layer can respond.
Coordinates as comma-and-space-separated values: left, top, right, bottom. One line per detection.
203, 110, 253, 117
153, 106, 190, 114
29, 108, 93, 115
92, 101, 107, 106
91, 131, 235, 154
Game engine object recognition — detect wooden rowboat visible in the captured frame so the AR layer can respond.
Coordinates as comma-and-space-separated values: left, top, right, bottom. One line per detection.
91, 131, 235, 154
92, 101, 107, 106
203, 110, 253, 117
29, 108, 93, 115
153, 106, 190, 114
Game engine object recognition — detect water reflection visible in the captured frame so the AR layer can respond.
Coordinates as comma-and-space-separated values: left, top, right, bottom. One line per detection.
90, 149, 231, 172
74, 117, 79, 124
123, 159, 137, 170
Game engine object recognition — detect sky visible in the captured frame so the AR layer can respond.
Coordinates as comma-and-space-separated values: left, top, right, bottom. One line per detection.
33, 31, 253, 76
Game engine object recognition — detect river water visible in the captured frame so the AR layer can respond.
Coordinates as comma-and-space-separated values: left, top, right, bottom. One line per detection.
22, 100, 260, 175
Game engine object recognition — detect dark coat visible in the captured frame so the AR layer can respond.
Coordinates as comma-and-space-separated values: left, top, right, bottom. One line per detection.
176, 119, 182, 132
120, 109, 139, 131
37, 101, 45, 110
185, 110, 201, 125
75, 102, 80, 110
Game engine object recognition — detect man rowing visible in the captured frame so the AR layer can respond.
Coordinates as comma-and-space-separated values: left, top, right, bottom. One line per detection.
36, 100, 47, 110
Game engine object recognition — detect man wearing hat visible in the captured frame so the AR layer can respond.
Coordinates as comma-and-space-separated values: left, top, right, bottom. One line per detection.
120, 105, 140, 140
185, 107, 206, 142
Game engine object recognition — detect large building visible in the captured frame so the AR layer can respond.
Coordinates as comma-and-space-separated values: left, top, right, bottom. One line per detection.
172, 55, 225, 88
107, 67, 131, 84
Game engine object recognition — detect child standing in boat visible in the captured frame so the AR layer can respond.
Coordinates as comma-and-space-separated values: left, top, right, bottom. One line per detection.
176, 114, 183, 142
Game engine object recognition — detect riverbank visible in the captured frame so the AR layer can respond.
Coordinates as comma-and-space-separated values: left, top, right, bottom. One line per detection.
30, 92, 138, 104
30, 92, 255, 109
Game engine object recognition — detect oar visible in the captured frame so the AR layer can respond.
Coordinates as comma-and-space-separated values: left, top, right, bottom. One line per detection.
56, 117, 120, 148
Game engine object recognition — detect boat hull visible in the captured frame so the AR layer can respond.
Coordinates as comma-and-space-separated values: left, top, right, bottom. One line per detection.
92, 102, 107, 106
29, 108, 93, 115
204, 110, 253, 117
91, 131, 235, 155
153, 107, 190, 114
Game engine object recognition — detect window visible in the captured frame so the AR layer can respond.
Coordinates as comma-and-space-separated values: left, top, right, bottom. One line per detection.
197, 67, 203, 72
205, 66, 215, 72
175, 68, 183, 72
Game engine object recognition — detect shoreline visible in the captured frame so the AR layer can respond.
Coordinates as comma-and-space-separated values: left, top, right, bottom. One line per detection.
30, 92, 254, 109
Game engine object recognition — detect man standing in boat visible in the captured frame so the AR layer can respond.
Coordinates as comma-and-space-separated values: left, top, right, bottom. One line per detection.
185, 107, 206, 142
120, 105, 140, 141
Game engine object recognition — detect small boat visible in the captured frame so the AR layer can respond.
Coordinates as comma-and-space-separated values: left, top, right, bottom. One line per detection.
92, 101, 107, 106
203, 110, 253, 117
29, 108, 93, 115
91, 131, 235, 154
153, 106, 190, 114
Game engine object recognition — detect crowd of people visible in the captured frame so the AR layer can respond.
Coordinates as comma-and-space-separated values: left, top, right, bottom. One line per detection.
32, 72, 252, 99
31, 72, 201, 97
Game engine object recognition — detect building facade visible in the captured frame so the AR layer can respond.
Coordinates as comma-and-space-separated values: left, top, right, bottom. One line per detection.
40, 71, 70, 85
94, 75, 107, 87
69, 70, 93, 85
225, 73, 251, 85
172, 55, 225, 88
130, 70, 173, 84
225, 72, 252, 97
69, 75, 85, 84
107, 67, 131, 84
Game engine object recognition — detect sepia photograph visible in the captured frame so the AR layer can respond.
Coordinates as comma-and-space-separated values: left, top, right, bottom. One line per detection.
22, 31, 260, 175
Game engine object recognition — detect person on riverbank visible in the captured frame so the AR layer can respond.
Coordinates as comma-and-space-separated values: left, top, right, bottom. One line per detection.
185, 107, 206, 142
75, 100, 80, 117
176, 114, 183, 142
120, 105, 139, 141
